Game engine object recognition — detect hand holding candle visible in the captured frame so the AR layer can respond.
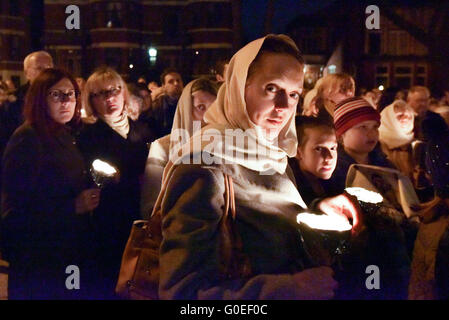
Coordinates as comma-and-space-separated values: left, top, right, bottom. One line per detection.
316, 193, 364, 236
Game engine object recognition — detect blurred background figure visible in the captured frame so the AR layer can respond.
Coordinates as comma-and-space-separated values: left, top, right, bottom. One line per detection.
379, 100, 415, 182
314, 73, 355, 120
301, 77, 323, 116
213, 57, 230, 84
151, 68, 184, 138
141, 77, 218, 217
407, 86, 430, 140
409, 111, 449, 300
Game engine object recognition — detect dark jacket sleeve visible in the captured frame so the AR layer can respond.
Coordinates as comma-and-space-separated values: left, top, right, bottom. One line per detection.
1, 130, 77, 255
158, 164, 307, 300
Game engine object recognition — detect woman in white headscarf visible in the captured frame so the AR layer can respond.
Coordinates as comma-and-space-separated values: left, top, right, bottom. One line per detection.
153, 35, 363, 300
379, 100, 415, 180
140, 78, 218, 217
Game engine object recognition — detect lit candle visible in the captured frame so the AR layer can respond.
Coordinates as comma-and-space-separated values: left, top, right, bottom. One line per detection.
296, 212, 352, 232
92, 159, 117, 176
345, 187, 383, 204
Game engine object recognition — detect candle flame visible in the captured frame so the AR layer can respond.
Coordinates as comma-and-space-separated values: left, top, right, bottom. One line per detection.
92, 159, 117, 176
297, 213, 352, 231
345, 187, 383, 204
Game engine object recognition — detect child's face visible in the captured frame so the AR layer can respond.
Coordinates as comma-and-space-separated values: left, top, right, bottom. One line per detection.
297, 126, 337, 180
341, 120, 379, 154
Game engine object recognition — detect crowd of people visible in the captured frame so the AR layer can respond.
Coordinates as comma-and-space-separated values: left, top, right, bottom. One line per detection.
0, 33, 448, 300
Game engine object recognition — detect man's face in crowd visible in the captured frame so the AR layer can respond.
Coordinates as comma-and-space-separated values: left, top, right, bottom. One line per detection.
407, 90, 429, 116
25, 54, 54, 83
163, 72, 183, 98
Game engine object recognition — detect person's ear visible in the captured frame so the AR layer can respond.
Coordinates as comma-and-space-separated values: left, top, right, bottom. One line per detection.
296, 146, 303, 161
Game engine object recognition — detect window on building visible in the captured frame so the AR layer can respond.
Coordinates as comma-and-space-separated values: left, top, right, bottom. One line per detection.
9, 0, 20, 16
105, 48, 121, 69
394, 64, 413, 88
10, 35, 20, 58
375, 64, 389, 87
106, 2, 122, 28
415, 64, 427, 86
163, 14, 179, 37
368, 33, 381, 55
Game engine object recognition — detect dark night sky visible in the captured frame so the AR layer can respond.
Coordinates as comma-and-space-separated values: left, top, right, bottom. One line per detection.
241, 0, 337, 41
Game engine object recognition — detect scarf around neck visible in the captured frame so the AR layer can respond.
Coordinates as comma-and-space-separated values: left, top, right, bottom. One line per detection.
99, 112, 130, 139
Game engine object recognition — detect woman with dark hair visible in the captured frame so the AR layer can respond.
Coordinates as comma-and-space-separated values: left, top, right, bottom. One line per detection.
0, 68, 101, 299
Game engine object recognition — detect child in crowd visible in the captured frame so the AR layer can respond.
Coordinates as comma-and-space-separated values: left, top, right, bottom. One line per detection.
330, 97, 394, 194
288, 116, 339, 206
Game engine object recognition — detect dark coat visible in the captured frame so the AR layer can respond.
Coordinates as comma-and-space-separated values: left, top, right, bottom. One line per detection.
329, 144, 394, 195
76, 118, 153, 296
0, 123, 95, 299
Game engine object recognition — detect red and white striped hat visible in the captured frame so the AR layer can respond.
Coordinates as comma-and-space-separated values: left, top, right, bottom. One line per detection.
333, 97, 380, 137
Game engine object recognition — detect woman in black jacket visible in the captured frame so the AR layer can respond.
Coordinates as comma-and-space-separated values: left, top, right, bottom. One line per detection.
76, 67, 154, 298
1, 69, 101, 299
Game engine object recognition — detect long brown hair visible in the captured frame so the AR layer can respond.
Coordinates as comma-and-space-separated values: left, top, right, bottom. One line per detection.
23, 68, 81, 141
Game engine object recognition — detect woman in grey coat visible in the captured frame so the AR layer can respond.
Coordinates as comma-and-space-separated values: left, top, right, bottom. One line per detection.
154, 35, 361, 300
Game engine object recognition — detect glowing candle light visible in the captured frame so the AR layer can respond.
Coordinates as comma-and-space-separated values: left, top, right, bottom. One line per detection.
92, 159, 117, 176
297, 212, 352, 232
345, 187, 383, 204
91, 159, 119, 188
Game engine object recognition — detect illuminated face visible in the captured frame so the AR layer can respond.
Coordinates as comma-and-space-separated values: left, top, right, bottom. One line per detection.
407, 91, 429, 116
46, 78, 76, 124
245, 52, 304, 137
90, 83, 125, 119
191, 90, 216, 122
26, 54, 54, 83
164, 73, 183, 98
394, 103, 413, 129
328, 89, 354, 105
297, 126, 338, 180
341, 120, 380, 155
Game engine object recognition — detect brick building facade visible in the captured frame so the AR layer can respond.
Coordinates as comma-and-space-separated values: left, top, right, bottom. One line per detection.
0, 0, 31, 88
43, 0, 239, 83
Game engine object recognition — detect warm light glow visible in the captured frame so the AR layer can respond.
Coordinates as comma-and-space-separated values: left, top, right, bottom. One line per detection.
129, 64, 134, 69
378, 85, 384, 91
345, 187, 383, 204
195, 51, 199, 55
297, 213, 352, 231
92, 159, 117, 176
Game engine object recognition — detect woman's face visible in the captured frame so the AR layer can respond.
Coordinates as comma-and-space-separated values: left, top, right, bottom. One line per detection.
46, 77, 76, 124
191, 90, 216, 122
341, 120, 379, 155
394, 103, 413, 129
245, 52, 303, 137
90, 82, 125, 118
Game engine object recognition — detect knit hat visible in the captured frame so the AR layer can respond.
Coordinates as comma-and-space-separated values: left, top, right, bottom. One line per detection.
422, 111, 449, 198
333, 96, 380, 137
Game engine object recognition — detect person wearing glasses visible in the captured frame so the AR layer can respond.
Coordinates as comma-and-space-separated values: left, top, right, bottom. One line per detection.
76, 67, 154, 299
0, 68, 101, 299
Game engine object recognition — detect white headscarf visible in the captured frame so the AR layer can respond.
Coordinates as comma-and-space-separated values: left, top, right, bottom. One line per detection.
379, 100, 414, 149
168, 79, 203, 160
169, 34, 299, 175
